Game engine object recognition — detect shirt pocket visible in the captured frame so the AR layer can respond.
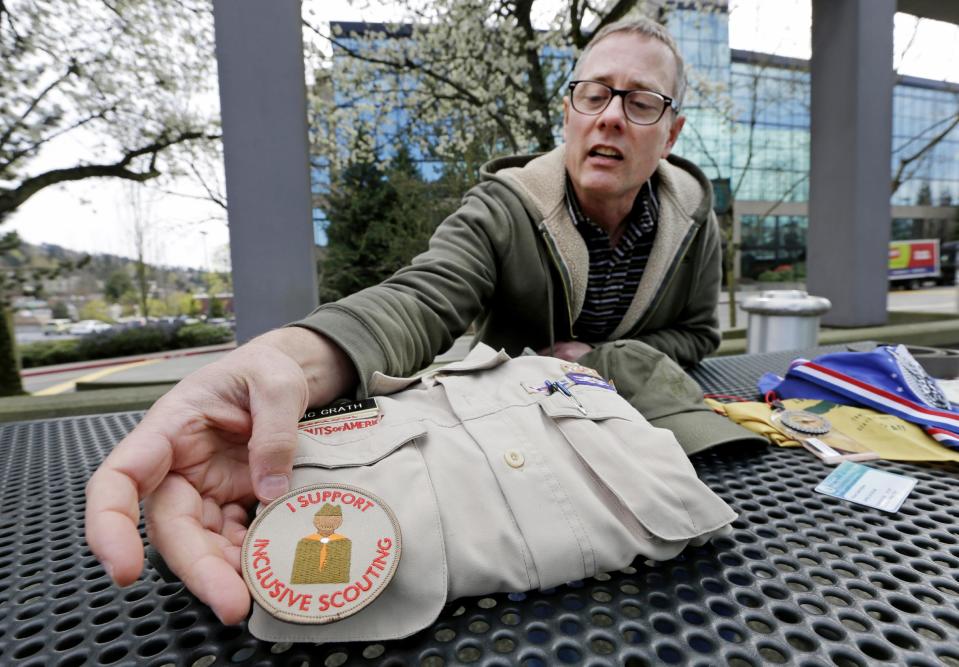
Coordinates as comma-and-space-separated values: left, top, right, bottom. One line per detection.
249, 418, 448, 644
537, 385, 736, 543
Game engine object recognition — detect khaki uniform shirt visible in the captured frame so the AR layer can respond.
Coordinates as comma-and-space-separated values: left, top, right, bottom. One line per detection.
249, 344, 736, 643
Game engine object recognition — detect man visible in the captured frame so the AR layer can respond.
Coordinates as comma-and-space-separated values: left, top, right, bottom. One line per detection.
85, 18, 730, 624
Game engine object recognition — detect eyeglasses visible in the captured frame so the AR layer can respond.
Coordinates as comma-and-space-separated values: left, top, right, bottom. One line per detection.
567, 80, 679, 126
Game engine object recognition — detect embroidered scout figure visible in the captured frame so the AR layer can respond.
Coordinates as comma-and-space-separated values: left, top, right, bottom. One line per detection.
291, 504, 352, 584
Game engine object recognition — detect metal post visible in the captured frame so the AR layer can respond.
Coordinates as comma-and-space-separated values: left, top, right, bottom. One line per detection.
212, 0, 318, 343
807, 0, 895, 327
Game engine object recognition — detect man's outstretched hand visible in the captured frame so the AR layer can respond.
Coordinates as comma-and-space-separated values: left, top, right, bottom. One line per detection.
84, 327, 357, 624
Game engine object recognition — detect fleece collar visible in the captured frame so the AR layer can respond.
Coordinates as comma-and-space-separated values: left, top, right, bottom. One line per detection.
481, 145, 713, 338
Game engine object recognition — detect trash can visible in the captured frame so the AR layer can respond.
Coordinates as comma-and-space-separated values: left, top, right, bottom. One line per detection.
740, 290, 832, 354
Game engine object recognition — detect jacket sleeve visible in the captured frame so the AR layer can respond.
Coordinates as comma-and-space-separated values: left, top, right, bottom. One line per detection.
291, 184, 514, 395
632, 210, 723, 368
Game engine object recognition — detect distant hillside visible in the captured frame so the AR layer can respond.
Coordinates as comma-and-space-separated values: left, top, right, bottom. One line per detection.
4, 240, 212, 298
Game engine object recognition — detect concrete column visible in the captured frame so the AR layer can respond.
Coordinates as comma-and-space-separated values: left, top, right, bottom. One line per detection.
807, 0, 895, 327
213, 0, 318, 343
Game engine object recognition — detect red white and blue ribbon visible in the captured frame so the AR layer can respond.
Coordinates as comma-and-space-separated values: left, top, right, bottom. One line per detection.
758, 345, 959, 450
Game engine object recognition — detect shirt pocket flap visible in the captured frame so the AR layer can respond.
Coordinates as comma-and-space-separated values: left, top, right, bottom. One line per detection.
296, 420, 427, 468
537, 386, 640, 421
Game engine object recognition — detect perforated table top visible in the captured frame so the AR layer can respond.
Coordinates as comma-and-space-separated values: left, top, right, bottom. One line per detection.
2, 348, 958, 666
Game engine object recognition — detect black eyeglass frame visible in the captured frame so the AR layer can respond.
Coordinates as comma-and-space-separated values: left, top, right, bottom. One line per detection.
567, 80, 680, 125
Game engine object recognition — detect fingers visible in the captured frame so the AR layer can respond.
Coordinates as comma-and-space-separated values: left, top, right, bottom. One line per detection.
85, 467, 144, 586
222, 503, 251, 546
244, 350, 310, 503
147, 474, 251, 625
85, 421, 177, 586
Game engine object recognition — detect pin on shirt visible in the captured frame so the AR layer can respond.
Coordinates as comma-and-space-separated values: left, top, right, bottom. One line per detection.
564, 372, 615, 392
545, 379, 588, 415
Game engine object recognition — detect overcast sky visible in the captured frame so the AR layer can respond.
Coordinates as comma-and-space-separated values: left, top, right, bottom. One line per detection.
7, 0, 958, 271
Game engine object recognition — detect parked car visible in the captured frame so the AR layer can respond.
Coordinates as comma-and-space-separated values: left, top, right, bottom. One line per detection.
68, 320, 112, 335
43, 319, 73, 336
114, 316, 148, 329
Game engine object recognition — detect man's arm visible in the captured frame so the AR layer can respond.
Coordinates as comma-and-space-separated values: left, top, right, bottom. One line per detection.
294, 184, 514, 394
633, 210, 723, 367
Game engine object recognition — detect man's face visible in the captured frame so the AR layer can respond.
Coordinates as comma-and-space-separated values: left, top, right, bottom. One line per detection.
563, 33, 685, 208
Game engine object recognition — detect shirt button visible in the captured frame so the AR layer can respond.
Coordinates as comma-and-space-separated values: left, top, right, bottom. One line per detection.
504, 450, 525, 468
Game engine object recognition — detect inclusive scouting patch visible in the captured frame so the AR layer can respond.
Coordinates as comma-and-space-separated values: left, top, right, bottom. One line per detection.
241, 483, 401, 624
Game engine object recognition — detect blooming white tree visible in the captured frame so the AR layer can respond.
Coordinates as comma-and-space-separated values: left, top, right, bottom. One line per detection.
0, 0, 220, 222
304, 0, 654, 171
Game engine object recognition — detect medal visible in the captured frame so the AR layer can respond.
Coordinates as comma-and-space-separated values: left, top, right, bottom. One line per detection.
777, 409, 832, 435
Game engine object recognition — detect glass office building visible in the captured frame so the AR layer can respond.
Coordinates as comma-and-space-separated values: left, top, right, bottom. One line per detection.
668, 5, 959, 280
319, 8, 959, 279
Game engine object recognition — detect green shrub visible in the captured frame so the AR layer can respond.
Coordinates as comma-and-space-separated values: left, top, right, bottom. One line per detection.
757, 270, 785, 282
79, 326, 170, 359
175, 324, 234, 348
758, 263, 806, 282
19, 339, 82, 368
20, 323, 234, 369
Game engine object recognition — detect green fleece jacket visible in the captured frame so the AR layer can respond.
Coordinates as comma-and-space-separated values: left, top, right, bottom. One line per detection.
296, 145, 722, 395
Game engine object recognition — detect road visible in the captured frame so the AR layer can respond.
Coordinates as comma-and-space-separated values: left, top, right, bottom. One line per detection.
717, 284, 959, 331
20, 346, 233, 395
23, 359, 163, 395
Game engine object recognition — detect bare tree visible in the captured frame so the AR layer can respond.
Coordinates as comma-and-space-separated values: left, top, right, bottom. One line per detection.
891, 102, 959, 195
122, 183, 159, 318
890, 17, 959, 195
682, 46, 811, 328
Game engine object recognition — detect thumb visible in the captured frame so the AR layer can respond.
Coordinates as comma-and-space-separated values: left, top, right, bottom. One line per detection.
245, 359, 310, 503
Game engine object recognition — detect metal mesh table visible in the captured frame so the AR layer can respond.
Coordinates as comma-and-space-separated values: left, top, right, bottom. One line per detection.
2, 349, 959, 666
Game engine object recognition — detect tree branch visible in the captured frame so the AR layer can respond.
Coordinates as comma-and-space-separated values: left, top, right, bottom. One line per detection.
0, 106, 114, 177
683, 121, 722, 176
0, 61, 79, 153
891, 110, 959, 194
514, 0, 555, 151
569, 0, 584, 50
575, 0, 639, 49
324, 33, 521, 151
186, 161, 226, 209
731, 68, 762, 199
0, 131, 218, 221
756, 171, 809, 219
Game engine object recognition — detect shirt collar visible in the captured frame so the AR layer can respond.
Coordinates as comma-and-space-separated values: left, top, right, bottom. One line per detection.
564, 173, 656, 229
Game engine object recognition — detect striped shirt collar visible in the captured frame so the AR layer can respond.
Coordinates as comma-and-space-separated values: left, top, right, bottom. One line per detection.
564, 174, 659, 241
564, 172, 661, 341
